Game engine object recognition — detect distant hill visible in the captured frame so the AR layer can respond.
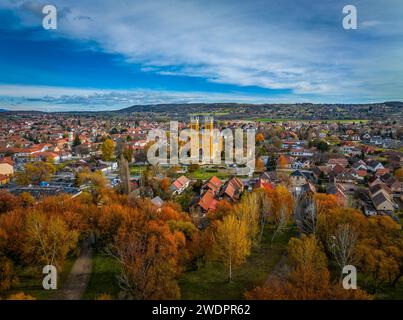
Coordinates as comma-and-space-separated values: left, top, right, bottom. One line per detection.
0, 109, 8, 112
116, 103, 242, 113
384, 101, 403, 108
113, 101, 403, 121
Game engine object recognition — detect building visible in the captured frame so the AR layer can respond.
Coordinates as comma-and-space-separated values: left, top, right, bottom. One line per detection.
170, 175, 191, 195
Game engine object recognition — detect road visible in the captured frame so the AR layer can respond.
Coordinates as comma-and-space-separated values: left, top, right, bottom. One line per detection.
54, 236, 94, 300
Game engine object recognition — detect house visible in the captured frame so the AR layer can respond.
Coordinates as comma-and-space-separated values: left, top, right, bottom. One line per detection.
0, 157, 14, 176
290, 170, 308, 187
151, 196, 164, 209
255, 178, 274, 192
195, 189, 218, 213
328, 158, 349, 168
219, 177, 244, 202
201, 176, 223, 194
369, 182, 397, 213
289, 148, 314, 157
326, 182, 348, 206
371, 192, 395, 212
0, 174, 10, 185
170, 175, 190, 195
352, 160, 367, 171
367, 160, 384, 173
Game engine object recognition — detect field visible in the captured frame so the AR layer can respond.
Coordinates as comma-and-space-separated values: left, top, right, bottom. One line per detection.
179, 226, 295, 300
188, 167, 231, 180
254, 118, 369, 124
2, 257, 75, 300
83, 253, 121, 300
129, 165, 148, 175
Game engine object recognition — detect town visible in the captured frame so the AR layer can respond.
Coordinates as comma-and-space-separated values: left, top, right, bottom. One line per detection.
0, 105, 402, 300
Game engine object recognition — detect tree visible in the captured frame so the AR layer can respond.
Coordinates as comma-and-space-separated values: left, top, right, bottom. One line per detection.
277, 155, 289, 169
245, 234, 371, 300
188, 163, 200, 174
234, 192, 260, 244
0, 256, 17, 291
6, 292, 36, 300
112, 214, 183, 299
101, 138, 115, 161
295, 196, 318, 236
119, 154, 131, 195
316, 140, 329, 152
18, 192, 35, 208
395, 168, 403, 181
24, 211, 79, 270
356, 216, 403, 292
256, 133, 265, 144
327, 223, 358, 279
73, 134, 81, 147
16, 161, 56, 185
269, 185, 294, 244
160, 177, 171, 194
255, 158, 265, 173
0, 190, 18, 214
76, 170, 108, 204
213, 215, 251, 282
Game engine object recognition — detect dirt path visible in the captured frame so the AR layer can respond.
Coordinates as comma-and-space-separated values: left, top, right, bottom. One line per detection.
54, 236, 94, 300
265, 254, 288, 285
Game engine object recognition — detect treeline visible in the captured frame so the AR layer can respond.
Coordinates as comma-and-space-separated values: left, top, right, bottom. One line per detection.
1, 181, 403, 300
246, 193, 403, 299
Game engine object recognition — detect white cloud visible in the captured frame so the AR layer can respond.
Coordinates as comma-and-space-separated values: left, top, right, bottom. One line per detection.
1, 0, 403, 102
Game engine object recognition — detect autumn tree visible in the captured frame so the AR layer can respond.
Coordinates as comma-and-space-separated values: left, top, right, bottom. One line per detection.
112, 211, 184, 299
101, 138, 116, 161
256, 133, 265, 144
245, 234, 370, 300
76, 169, 108, 204
16, 161, 56, 185
356, 216, 403, 292
160, 177, 171, 194
209, 199, 233, 221
23, 211, 79, 270
213, 215, 251, 282
255, 158, 265, 173
234, 192, 260, 244
6, 292, 36, 300
395, 168, 403, 181
269, 185, 294, 245
0, 256, 17, 291
0, 190, 19, 214
18, 192, 35, 208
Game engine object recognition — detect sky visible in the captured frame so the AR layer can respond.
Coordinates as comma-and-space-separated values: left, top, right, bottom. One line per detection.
0, 0, 402, 111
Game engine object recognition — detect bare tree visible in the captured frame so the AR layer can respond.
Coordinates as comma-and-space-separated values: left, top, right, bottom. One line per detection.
258, 191, 272, 243
327, 224, 358, 279
295, 196, 318, 236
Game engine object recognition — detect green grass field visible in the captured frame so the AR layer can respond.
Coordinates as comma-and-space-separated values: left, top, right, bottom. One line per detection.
2, 257, 75, 300
179, 226, 295, 300
188, 168, 231, 180
82, 252, 121, 300
254, 118, 369, 124
129, 165, 148, 175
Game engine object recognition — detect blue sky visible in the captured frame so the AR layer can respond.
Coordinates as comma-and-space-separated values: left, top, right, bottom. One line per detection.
0, 0, 402, 111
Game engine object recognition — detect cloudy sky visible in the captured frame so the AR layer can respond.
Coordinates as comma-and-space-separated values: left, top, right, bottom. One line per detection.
0, 0, 402, 111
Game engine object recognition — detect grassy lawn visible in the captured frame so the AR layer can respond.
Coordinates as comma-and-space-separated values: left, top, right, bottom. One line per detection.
130, 165, 148, 175
374, 280, 403, 300
82, 252, 121, 300
2, 257, 75, 300
189, 168, 230, 180
179, 226, 295, 300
